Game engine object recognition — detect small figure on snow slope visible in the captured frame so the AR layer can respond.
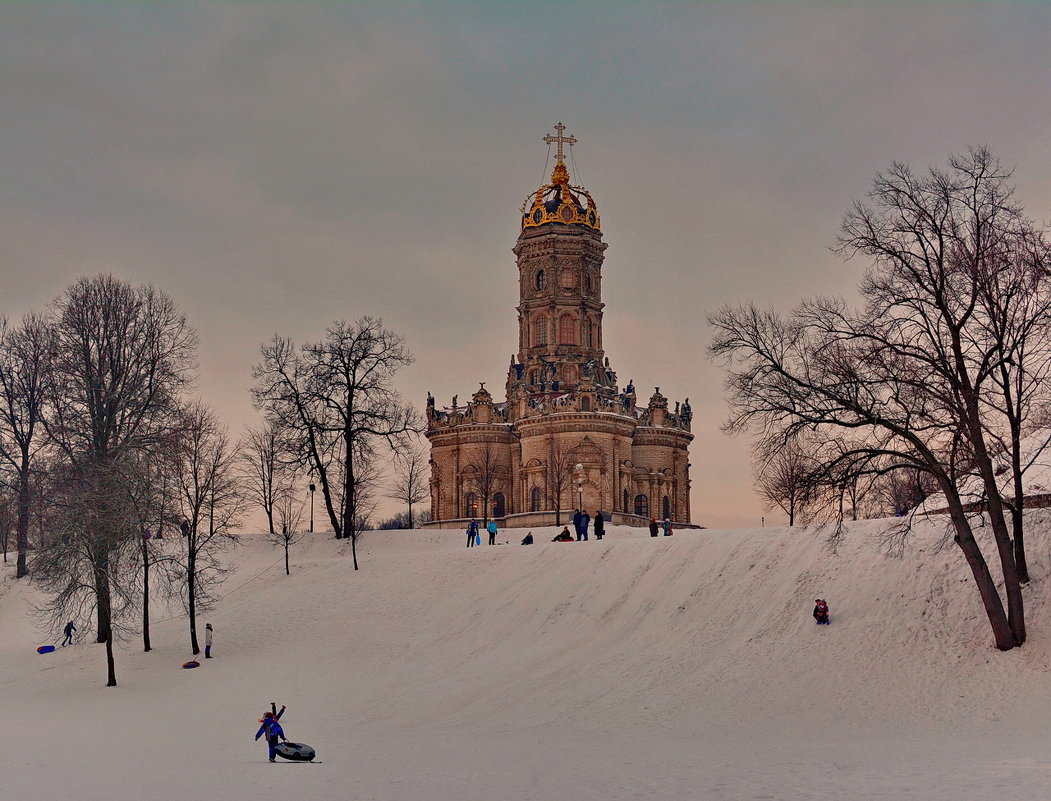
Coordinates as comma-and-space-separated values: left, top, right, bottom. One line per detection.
61, 620, 76, 647
255, 702, 287, 762
813, 599, 830, 625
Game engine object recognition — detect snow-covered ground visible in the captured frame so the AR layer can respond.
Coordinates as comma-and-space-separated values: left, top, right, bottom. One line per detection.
6, 515, 1051, 801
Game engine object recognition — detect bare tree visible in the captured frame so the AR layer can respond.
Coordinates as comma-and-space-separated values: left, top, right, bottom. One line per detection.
39, 275, 196, 685
252, 318, 419, 569
710, 148, 1049, 651
387, 440, 429, 529
545, 438, 581, 526
271, 473, 307, 576
170, 401, 244, 655
0, 314, 51, 578
753, 437, 814, 526
465, 441, 504, 526
240, 420, 284, 535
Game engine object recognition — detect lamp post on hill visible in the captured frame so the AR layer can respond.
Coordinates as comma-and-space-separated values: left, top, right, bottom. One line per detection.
574, 463, 585, 513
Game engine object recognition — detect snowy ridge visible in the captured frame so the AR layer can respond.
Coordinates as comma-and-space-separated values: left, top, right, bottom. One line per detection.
6, 516, 1051, 800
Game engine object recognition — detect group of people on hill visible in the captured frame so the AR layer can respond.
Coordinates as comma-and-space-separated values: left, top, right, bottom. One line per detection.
649, 518, 673, 537
465, 518, 500, 547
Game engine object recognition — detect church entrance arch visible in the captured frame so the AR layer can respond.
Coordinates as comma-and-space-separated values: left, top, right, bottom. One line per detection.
662, 495, 670, 520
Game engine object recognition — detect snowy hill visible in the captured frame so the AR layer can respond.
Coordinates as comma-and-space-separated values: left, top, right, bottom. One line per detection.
6, 516, 1051, 801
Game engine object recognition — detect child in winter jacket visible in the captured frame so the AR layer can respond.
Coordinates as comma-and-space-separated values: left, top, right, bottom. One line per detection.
255, 709, 286, 761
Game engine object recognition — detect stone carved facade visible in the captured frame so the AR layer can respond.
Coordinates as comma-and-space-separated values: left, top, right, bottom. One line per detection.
425, 126, 692, 528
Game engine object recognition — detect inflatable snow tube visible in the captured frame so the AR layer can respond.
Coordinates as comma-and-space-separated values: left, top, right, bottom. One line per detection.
275, 742, 316, 762
37, 645, 56, 654
182, 660, 200, 669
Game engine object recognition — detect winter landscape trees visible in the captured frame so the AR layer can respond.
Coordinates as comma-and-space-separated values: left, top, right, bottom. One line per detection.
251, 317, 419, 569
711, 147, 1051, 651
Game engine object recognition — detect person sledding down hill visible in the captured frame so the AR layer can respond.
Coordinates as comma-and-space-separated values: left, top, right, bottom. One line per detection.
255, 703, 287, 762
813, 599, 830, 625
552, 527, 574, 542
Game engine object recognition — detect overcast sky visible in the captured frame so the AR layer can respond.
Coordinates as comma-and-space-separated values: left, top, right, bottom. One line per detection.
4, 2, 1051, 529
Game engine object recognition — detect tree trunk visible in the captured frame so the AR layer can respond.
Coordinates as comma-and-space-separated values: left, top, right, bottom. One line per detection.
284, 538, 290, 576
105, 630, 116, 687
188, 546, 199, 655
142, 536, 151, 652
947, 502, 1017, 650
94, 552, 112, 644
15, 458, 29, 578
1010, 445, 1029, 583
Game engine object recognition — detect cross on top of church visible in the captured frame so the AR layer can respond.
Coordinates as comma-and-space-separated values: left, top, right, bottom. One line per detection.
543, 122, 577, 163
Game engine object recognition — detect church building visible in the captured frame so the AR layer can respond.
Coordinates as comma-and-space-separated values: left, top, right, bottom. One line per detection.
426, 124, 693, 528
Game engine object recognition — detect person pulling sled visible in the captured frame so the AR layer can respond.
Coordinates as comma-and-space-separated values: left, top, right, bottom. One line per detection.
813, 599, 830, 625
255, 702, 287, 762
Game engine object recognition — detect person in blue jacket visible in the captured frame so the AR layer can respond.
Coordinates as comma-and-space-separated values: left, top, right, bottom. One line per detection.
466, 519, 479, 548
255, 703, 287, 762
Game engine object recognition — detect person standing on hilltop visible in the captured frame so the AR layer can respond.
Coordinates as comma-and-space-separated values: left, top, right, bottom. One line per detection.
593, 511, 605, 540
204, 623, 214, 658
649, 518, 659, 537
466, 519, 478, 548
572, 508, 583, 540
487, 519, 498, 545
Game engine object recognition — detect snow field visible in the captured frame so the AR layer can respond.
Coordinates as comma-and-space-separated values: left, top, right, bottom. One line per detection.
5, 515, 1051, 800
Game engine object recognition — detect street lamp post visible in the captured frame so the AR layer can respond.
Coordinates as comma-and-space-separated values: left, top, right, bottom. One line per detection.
574, 463, 584, 513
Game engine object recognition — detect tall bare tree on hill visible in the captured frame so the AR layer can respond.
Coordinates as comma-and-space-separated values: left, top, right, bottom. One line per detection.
252, 317, 419, 569
37, 275, 196, 685
387, 441, 429, 529
710, 147, 1050, 651
0, 314, 51, 578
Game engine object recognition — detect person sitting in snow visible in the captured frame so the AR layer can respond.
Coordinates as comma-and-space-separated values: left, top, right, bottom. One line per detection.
813, 599, 830, 625
521, 532, 534, 545
255, 706, 287, 762
552, 527, 574, 542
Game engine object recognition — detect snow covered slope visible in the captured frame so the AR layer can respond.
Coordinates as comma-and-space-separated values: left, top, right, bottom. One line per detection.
5, 516, 1051, 801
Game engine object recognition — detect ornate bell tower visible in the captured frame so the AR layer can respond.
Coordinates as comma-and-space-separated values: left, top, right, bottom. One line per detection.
508, 123, 614, 411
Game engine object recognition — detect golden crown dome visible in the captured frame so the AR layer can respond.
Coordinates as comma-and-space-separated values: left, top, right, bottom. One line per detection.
521, 123, 601, 232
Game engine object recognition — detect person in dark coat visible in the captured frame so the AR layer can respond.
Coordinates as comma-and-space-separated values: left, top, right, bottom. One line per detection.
580, 512, 590, 541
593, 512, 605, 540
466, 519, 479, 548
61, 620, 77, 647
255, 705, 287, 762
649, 518, 659, 537
813, 599, 830, 624
553, 527, 574, 542
521, 532, 534, 545
572, 509, 583, 540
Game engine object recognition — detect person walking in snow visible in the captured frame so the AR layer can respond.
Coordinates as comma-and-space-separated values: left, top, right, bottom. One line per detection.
649, 518, 659, 537
813, 599, 830, 624
663, 518, 673, 536
487, 519, 498, 545
593, 511, 605, 540
255, 706, 287, 762
204, 623, 213, 658
466, 519, 479, 548
61, 620, 76, 647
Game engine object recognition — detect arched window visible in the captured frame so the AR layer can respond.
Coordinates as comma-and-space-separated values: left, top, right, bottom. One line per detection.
465, 492, 478, 518
492, 493, 506, 519
531, 486, 542, 512
583, 318, 593, 347
580, 396, 591, 411
634, 494, 649, 517
535, 269, 546, 291
560, 267, 575, 289
559, 313, 576, 345
662, 495, 670, 520
534, 317, 549, 346
623, 489, 629, 512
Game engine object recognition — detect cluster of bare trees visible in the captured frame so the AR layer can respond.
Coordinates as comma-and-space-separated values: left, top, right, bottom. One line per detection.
251, 317, 420, 569
0, 276, 246, 685
711, 147, 1051, 651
